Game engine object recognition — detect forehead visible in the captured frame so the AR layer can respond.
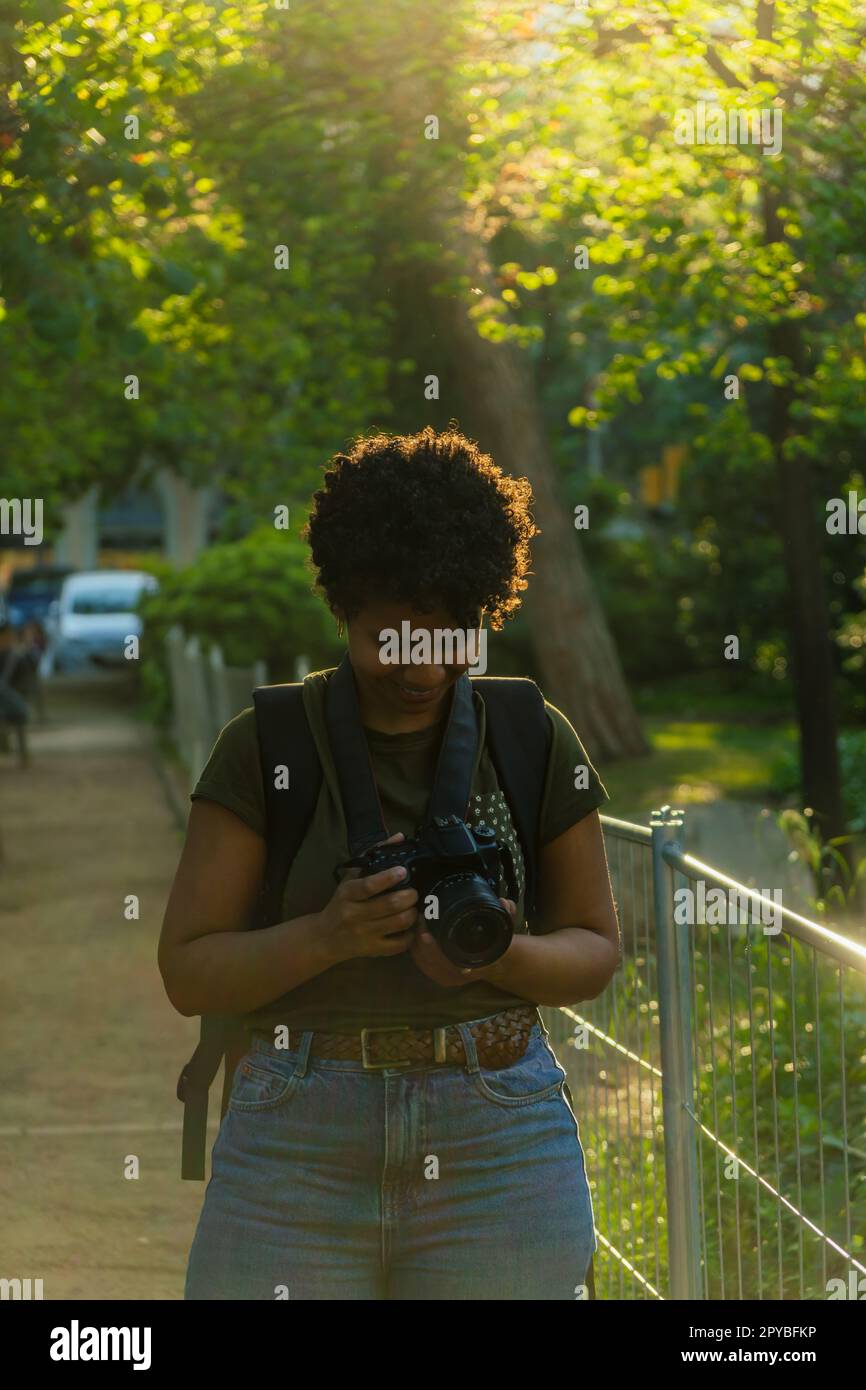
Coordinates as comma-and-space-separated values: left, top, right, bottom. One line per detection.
354, 599, 473, 630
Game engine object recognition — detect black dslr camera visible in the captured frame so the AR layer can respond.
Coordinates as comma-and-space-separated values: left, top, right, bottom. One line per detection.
339, 814, 518, 968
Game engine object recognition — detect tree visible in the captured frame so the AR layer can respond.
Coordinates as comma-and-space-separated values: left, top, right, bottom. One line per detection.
450, 0, 866, 832
2, 0, 396, 522
340, 1, 648, 757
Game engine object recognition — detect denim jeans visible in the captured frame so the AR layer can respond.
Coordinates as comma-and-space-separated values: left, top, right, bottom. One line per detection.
185, 1013, 597, 1300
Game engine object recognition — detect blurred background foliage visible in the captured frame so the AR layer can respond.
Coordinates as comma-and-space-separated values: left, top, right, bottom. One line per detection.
136, 526, 338, 725
2, 0, 865, 837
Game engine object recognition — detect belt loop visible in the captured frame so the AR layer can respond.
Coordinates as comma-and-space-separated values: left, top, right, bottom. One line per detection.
455, 1021, 481, 1074
292, 1030, 314, 1078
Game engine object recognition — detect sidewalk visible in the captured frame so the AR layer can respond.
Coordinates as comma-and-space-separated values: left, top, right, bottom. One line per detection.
0, 673, 209, 1300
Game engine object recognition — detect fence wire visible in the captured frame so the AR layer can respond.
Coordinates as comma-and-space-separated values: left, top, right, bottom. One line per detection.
542, 810, 866, 1302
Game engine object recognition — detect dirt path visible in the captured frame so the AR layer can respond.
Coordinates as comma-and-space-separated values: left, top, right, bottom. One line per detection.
0, 673, 210, 1300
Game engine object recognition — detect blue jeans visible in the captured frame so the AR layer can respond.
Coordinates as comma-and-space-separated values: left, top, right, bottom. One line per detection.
185, 1013, 597, 1300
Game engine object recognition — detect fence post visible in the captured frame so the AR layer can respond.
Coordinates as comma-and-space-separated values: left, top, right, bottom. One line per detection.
184, 633, 211, 784
651, 804, 703, 1299
209, 643, 231, 731
165, 625, 188, 758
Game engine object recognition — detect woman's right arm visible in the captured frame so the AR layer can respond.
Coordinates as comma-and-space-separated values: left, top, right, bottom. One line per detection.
158, 800, 418, 1017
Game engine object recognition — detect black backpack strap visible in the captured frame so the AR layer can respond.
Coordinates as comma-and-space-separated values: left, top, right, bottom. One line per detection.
471, 677, 552, 923
177, 1014, 242, 1180
177, 683, 322, 1179
253, 684, 324, 928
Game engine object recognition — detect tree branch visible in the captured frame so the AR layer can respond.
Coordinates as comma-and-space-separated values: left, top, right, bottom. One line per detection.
593, 18, 747, 91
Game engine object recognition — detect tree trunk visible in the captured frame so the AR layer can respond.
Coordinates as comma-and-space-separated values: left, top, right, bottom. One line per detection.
761, 196, 845, 842
431, 255, 647, 761
380, 28, 645, 760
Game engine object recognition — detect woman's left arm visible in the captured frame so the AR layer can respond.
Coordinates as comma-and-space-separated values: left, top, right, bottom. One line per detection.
480, 810, 620, 1005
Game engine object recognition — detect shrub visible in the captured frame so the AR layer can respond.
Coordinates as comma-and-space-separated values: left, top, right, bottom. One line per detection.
138, 526, 339, 725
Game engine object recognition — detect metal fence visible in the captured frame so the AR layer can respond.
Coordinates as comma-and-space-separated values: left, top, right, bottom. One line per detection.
542, 807, 866, 1301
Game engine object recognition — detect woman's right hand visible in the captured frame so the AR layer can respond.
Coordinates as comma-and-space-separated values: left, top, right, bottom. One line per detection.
318, 833, 419, 963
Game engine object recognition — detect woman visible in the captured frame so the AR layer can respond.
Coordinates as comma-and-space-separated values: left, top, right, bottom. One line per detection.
159, 425, 620, 1300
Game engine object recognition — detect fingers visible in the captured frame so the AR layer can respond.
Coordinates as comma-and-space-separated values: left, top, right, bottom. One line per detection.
374, 928, 415, 955
366, 891, 418, 924
374, 831, 405, 847
344, 864, 409, 899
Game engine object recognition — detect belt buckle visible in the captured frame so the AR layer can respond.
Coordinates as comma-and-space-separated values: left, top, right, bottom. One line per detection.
360, 1025, 411, 1070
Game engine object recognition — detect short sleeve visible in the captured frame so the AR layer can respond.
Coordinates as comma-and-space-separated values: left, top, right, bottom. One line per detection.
538, 701, 608, 846
190, 706, 266, 837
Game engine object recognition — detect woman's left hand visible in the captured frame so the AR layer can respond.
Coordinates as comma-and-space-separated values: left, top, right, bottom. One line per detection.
409, 899, 518, 987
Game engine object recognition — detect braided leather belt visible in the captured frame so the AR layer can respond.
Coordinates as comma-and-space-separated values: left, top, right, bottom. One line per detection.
253, 1004, 539, 1070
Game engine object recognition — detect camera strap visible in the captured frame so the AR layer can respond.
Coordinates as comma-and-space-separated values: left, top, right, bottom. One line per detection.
178, 665, 552, 1181
324, 651, 479, 855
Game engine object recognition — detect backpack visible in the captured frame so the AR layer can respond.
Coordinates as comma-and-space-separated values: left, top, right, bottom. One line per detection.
176, 675, 552, 1180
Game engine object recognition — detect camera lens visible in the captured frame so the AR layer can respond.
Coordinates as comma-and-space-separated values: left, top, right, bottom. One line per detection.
453, 910, 501, 954
432, 874, 513, 968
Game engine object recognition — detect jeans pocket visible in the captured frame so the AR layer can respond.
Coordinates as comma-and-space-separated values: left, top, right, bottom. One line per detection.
470, 1030, 566, 1108
229, 1054, 301, 1113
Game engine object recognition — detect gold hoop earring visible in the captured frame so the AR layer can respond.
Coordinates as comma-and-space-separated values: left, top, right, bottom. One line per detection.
336, 616, 345, 639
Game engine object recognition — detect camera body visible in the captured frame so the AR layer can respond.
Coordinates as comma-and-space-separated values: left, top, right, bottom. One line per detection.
342, 814, 518, 968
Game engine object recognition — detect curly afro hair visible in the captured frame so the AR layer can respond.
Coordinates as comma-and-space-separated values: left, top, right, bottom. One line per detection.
302, 425, 538, 631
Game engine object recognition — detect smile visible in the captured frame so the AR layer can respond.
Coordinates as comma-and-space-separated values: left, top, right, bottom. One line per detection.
393, 681, 443, 702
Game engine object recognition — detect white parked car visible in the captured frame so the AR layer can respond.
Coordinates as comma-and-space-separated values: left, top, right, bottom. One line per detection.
44, 570, 159, 673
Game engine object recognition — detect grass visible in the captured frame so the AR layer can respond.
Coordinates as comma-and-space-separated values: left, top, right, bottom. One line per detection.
603, 672, 865, 822
632, 669, 796, 722
603, 716, 799, 815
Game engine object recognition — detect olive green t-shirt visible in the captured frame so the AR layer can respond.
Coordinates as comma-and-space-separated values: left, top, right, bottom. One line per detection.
190, 666, 608, 1034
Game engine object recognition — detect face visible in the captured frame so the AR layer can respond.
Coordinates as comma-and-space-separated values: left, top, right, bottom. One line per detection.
343, 598, 483, 732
